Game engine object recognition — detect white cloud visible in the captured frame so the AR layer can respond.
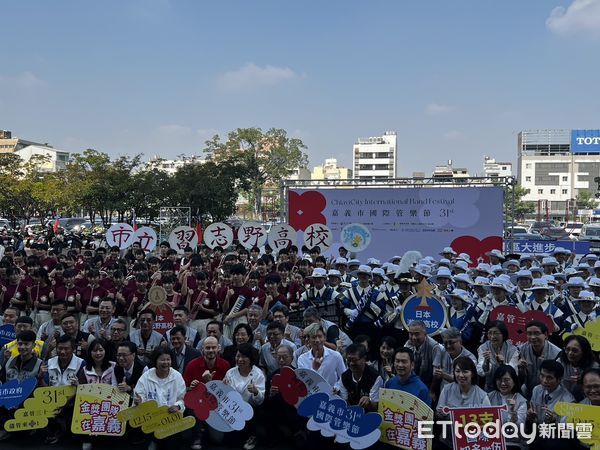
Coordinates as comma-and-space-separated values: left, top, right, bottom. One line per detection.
156, 124, 192, 136
0, 71, 47, 90
426, 103, 455, 115
442, 131, 465, 140
217, 63, 297, 91
546, 0, 600, 37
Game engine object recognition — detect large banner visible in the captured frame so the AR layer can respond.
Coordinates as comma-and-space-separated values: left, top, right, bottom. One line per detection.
288, 187, 503, 262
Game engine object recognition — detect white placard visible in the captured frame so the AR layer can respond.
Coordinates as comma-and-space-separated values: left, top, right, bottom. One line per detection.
168, 226, 198, 253
205, 380, 253, 432
303, 223, 333, 250
268, 224, 297, 252
134, 226, 157, 252
106, 223, 136, 249
203, 222, 234, 249
238, 222, 268, 250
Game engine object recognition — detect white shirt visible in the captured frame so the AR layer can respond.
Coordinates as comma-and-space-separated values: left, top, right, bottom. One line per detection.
223, 365, 265, 406
297, 346, 346, 387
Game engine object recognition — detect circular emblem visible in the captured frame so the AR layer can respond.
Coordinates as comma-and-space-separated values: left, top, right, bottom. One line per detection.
67, 295, 75, 302
400, 279, 448, 336
340, 223, 372, 252
148, 285, 167, 308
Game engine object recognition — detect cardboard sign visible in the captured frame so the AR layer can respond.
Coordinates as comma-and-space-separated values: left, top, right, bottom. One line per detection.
565, 317, 600, 351
340, 223, 372, 253
134, 226, 158, 252
441, 405, 507, 450
106, 223, 136, 249
298, 392, 382, 449
4, 386, 76, 431
204, 380, 254, 432
0, 378, 37, 410
71, 384, 130, 436
0, 324, 16, 347
238, 222, 268, 250
303, 223, 333, 250
169, 226, 198, 253
400, 280, 448, 336
203, 222, 234, 249
489, 305, 555, 346
378, 389, 433, 449
118, 400, 195, 439
268, 224, 297, 252
555, 402, 600, 449
184, 383, 219, 420
294, 368, 333, 405
271, 367, 308, 406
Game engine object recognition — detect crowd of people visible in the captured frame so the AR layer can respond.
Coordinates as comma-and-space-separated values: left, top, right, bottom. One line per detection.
0, 236, 599, 450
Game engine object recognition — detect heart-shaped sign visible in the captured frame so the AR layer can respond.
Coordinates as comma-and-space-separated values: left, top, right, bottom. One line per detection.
288, 191, 327, 232
450, 235, 503, 266
0, 378, 37, 409
184, 383, 219, 420
489, 305, 555, 345
272, 367, 307, 406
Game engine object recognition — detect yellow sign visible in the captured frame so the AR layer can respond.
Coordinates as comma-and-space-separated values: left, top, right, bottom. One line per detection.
117, 400, 195, 439
378, 388, 433, 449
4, 386, 76, 432
71, 384, 130, 436
564, 317, 600, 351
554, 402, 600, 449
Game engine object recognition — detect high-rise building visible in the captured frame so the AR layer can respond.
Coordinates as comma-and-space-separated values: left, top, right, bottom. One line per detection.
352, 131, 397, 180
15, 145, 70, 172
311, 158, 352, 181
518, 129, 600, 217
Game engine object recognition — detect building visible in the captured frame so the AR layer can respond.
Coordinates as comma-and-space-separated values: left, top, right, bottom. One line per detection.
146, 155, 205, 175
431, 160, 470, 181
288, 166, 311, 180
518, 129, 600, 218
14, 145, 70, 172
0, 130, 46, 153
483, 156, 512, 178
311, 158, 352, 181
352, 131, 397, 180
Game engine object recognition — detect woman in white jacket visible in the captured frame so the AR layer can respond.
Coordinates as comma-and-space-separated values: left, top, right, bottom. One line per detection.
134, 347, 187, 449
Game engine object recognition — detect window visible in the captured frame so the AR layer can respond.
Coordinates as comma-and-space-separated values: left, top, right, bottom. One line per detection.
562, 189, 568, 194
525, 176, 531, 182
502, 166, 507, 170
562, 176, 568, 182
525, 163, 532, 169
550, 189, 556, 194
538, 189, 543, 194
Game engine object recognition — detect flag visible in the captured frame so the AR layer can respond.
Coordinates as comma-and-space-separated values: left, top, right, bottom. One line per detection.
195, 222, 202, 246
132, 209, 138, 232
53, 218, 60, 233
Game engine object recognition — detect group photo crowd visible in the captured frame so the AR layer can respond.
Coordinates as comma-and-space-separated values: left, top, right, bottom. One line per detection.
0, 230, 599, 450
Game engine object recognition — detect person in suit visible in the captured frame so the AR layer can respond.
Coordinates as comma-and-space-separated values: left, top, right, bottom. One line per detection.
170, 325, 201, 374
114, 341, 146, 394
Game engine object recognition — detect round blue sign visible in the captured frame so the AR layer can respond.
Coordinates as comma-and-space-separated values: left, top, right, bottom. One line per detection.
400, 288, 448, 336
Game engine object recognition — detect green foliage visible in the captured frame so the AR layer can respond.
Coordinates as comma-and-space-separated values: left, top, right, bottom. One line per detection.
505, 184, 535, 223
205, 127, 308, 215
576, 189, 598, 210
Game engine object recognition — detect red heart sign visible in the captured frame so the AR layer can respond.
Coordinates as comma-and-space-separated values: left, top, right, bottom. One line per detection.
272, 366, 308, 406
184, 383, 219, 420
288, 191, 327, 232
489, 305, 555, 346
450, 235, 503, 266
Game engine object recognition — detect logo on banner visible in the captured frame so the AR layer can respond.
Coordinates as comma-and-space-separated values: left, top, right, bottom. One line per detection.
238, 222, 268, 250
288, 191, 327, 232
400, 279, 448, 336
378, 389, 433, 450
489, 305, 555, 346
203, 222, 234, 249
341, 223, 372, 252
268, 224, 297, 252
106, 223, 136, 249
134, 226, 158, 252
168, 226, 198, 253
298, 392, 382, 449
304, 223, 333, 250
572, 130, 600, 153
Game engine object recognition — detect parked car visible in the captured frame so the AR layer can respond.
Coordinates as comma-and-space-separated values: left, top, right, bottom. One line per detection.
564, 222, 584, 238
504, 225, 529, 238
579, 224, 600, 241
510, 232, 549, 240
529, 221, 554, 234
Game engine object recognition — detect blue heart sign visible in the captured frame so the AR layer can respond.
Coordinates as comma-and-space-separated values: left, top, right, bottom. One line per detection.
0, 378, 37, 410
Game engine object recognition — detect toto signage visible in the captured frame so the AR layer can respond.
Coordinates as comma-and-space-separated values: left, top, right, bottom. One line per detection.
571, 129, 600, 153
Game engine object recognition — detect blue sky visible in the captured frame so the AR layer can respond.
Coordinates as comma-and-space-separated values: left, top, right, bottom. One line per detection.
1, 0, 599, 176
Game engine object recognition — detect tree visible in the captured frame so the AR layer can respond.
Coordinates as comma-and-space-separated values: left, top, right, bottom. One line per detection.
505, 184, 535, 223
205, 128, 308, 217
576, 189, 598, 210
